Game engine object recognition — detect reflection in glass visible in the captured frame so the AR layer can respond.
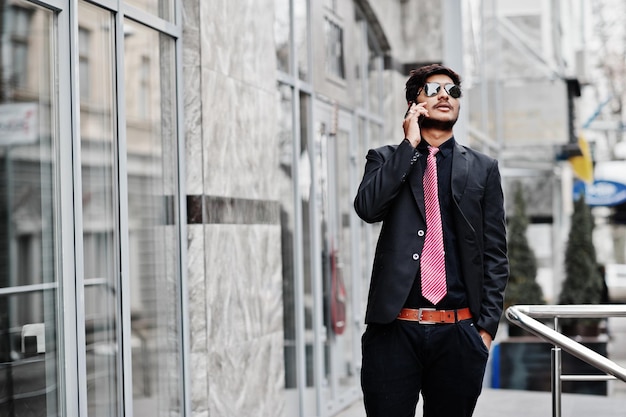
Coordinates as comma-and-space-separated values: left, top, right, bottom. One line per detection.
0, 3, 59, 416
278, 85, 320, 414
125, 0, 174, 22
331, 127, 355, 395
277, 83, 296, 390
316, 114, 356, 405
324, 18, 345, 80
356, 117, 366, 180
298, 92, 315, 393
295, 0, 309, 81
275, 0, 309, 80
275, 0, 290, 74
353, 18, 365, 106
77, 2, 120, 415
367, 32, 382, 116
356, 117, 372, 287
124, 20, 182, 416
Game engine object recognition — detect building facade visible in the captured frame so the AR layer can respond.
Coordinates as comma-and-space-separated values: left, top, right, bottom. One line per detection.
5, 0, 606, 416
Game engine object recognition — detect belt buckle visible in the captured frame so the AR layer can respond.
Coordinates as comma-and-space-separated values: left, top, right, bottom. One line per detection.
417, 308, 437, 324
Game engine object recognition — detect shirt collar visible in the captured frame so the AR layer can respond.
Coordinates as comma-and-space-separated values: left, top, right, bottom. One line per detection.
418, 137, 455, 158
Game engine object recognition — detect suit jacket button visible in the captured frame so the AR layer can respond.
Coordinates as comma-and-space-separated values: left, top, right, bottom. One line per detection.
417, 230, 425, 237
412, 253, 420, 261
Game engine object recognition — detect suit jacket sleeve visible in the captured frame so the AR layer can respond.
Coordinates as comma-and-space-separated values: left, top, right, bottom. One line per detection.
476, 159, 509, 338
354, 139, 420, 223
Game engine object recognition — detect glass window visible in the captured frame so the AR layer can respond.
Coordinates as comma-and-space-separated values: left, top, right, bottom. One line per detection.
6, 6, 33, 90
123, 19, 183, 415
319, 113, 358, 404
125, 0, 175, 22
275, 0, 290, 74
139, 56, 150, 119
278, 85, 319, 415
324, 17, 345, 80
367, 32, 383, 116
298, 91, 316, 395
277, 83, 296, 388
295, 0, 309, 81
354, 6, 384, 117
353, 18, 365, 105
275, 0, 309, 80
77, 2, 120, 415
78, 27, 91, 100
0, 3, 59, 416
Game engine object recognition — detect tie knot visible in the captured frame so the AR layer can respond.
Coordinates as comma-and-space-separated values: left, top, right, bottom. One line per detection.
428, 146, 439, 157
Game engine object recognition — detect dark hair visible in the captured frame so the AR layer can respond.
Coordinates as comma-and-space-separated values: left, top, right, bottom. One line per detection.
405, 64, 462, 103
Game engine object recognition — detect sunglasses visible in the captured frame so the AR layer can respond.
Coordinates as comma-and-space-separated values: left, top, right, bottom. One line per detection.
419, 82, 462, 98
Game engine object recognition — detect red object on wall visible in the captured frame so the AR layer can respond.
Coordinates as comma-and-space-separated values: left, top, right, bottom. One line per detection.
330, 249, 347, 335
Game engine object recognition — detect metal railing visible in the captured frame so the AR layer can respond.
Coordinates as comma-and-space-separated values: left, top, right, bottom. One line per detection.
505, 304, 626, 417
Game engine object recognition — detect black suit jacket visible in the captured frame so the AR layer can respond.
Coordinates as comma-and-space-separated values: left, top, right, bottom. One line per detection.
354, 139, 509, 338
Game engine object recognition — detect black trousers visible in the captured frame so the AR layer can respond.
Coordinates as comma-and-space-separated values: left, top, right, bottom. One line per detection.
361, 319, 489, 417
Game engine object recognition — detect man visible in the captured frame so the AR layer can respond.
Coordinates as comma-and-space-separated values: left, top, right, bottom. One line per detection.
354, 64, 509, 417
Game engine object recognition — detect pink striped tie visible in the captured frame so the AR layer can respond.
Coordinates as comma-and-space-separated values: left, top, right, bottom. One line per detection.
421, 146, 447, 304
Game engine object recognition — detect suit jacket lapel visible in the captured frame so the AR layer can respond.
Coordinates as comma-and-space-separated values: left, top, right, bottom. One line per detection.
409, 159, 426, 221
451, 142, 469, 204
410, 142, 467, 220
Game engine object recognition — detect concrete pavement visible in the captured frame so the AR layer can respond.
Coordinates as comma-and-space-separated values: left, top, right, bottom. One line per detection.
335, 387, 626, 417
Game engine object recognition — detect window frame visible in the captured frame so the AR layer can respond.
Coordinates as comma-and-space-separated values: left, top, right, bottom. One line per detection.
30, 0, 188, 415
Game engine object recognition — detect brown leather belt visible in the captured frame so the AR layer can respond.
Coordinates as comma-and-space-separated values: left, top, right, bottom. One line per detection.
397, 307, 472, 324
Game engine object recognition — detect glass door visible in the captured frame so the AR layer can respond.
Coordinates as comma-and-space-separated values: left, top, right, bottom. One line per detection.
312, 101, 361, 414
122, 17, 183, 416
0, 1, 186, 416
0, 2, 61, 416
76, 2, 185, 415
76, 2, 121, 415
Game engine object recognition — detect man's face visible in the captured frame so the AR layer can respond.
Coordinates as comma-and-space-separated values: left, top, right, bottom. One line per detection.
415, 73, 460, 129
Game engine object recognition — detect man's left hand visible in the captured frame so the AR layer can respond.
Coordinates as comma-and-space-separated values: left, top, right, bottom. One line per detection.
479, 329, 492, 350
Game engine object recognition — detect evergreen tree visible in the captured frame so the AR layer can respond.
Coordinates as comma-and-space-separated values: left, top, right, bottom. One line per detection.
504, 183, 544, 309
559, 195, 603, 306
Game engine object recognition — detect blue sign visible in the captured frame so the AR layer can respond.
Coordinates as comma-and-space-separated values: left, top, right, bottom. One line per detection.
573, 179, 626, 206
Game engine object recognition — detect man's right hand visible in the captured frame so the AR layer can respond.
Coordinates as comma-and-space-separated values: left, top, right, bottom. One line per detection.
402, 101, 429, 147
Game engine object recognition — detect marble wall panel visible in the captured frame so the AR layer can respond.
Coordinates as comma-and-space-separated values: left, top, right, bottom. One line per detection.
201, 223, 285, 416
182, 0, 200, 67
234, 0, 276, 93
200, 0, 276, 93
207, 332, 285, 417
184, 64, 204, 195
187, 225, 210, 416
200, 69, 279, 201
190, 351, 209, 415
183, 0, 203, 195
187, 225, 207, 353
199, 0, 228, 75
204, 224, 283, 346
